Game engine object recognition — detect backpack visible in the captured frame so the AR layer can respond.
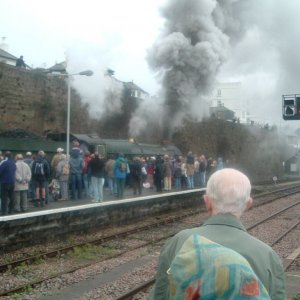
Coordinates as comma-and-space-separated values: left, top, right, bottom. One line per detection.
119, 161, 127, 172
167, 234, 270, 300
131, 162, 142, 177
174, 166, 182, 177
62, 163, 70, 175
34, 162, 45, 176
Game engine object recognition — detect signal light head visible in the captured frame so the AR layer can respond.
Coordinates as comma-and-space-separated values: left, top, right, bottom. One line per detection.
282, 94, 300, 120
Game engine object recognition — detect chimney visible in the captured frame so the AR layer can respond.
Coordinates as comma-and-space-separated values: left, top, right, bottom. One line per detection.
0, 37, 8, 51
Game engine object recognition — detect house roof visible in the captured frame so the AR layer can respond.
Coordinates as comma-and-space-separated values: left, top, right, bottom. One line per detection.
124, 81, 148, 95
47, 61, 67, 73
210, 105, 234, 113
0, 48, 18, 61
0, 48, 32, 69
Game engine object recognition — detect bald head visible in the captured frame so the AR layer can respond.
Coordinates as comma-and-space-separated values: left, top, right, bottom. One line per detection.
204, 168, 252, 217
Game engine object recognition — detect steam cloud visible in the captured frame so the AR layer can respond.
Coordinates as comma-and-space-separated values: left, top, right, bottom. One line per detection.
145, 0, 247, 139
65, 46, 124, 119
131, 0, 300, 138
64, 0, 300, 137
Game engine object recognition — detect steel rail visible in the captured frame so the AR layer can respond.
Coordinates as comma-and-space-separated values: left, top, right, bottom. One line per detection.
0, 208, 204, 274
283, 246, 300, 271
247, 201, 300, 230
271, 220, 300, 247
254, 185, 300, 199
253, 185, 300, 207
0, 210, 204, 297
114, 278, 155, 300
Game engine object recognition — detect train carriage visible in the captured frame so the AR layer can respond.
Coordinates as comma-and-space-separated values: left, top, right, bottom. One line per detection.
0, 136, 64, 159
0, 130, 181, 159
71, 133, 182, 159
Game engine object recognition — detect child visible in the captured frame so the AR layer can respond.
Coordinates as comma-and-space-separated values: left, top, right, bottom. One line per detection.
48, 178, 60, 201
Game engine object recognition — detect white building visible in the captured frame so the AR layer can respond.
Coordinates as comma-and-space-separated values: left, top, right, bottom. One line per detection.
0, 37, 18, 66
210, 82, 250, 123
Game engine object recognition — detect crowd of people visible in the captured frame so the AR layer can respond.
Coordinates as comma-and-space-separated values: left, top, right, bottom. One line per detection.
0, 141, 225, 215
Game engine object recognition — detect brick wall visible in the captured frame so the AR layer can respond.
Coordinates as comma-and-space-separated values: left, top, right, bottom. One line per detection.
0, 63, 67, 135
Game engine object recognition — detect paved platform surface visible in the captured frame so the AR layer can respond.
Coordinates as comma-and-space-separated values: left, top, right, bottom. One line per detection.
286, 271, 300, 299
27, 185, 164, 212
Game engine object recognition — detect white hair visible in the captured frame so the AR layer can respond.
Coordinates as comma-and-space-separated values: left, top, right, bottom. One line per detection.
206, 168, 251, 217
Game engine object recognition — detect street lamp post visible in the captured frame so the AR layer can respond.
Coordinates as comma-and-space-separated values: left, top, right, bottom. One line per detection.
47, 69, 93, 201
65, 70, 93, 158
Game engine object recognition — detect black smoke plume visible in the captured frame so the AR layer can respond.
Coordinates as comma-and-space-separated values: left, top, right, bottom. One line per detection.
146, 0, 247, 139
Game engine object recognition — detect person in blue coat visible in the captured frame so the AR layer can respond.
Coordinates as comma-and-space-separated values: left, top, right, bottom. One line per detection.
0, 151, 16, 215
114, 153, 128, 198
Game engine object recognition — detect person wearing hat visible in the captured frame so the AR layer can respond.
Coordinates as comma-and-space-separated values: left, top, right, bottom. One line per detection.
51, 148, 64, 178
24, 152, 33, 167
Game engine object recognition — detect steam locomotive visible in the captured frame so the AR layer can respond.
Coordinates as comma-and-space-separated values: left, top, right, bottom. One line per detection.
0, 130, 181, 159
69, 133, 181, 159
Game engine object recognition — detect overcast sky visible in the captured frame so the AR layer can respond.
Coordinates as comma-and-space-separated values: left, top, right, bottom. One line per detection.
1, 0, 165, 95
2, 0, 300, 132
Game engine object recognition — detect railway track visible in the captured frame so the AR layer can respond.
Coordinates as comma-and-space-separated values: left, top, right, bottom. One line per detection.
0, 209, 205, 297
247, 201, 300, 230
0, 209, 204, 274
253, 184, 300, 205
0, 184, 299, 298
113, 198, 300, 300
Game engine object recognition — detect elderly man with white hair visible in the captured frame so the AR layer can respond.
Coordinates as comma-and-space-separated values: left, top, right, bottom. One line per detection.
148, 168, 285, 300
51, 147, 64, 177
14, 154, 31, 212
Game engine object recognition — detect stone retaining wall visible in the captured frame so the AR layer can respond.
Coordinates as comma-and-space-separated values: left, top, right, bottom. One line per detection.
0, 190, 204, 252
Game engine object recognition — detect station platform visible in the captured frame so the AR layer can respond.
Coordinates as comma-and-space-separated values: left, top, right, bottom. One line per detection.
285, 247, 300, 299
286, 271, 300, 299
0, 187, 203, 251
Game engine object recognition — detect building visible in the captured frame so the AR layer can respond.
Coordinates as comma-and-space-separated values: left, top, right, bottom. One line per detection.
47, 61, 67, 74
209, 103, 235, 121
210, 82, 249, 123
105, 68, 149, 101
123, 81, 149, 100
0, 38, 30, 69
0, 48, 18, 66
